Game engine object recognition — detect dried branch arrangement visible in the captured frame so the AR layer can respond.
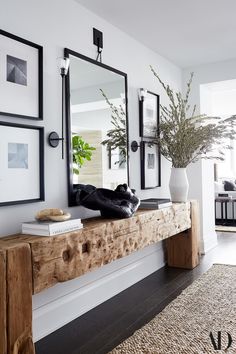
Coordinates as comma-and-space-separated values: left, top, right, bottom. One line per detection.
100, 88, 127, 165
150, 66, 236, 168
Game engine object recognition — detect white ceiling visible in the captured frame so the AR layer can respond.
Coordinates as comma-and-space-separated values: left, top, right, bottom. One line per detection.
74, 0, 236, 68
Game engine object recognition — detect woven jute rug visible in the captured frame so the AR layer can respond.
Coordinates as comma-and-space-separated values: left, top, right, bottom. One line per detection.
110, 264, 236, 354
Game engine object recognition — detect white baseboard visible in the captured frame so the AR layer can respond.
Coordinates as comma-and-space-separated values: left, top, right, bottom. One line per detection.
200, 231, 218, 254
33, 243, 165, 342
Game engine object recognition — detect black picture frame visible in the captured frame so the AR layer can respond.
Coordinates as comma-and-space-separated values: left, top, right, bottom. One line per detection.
64, 48, 129, 207
139, 91, 159, 138
0, 29, 43, 120
0, 121, 44, 206
140, 141, 161, 189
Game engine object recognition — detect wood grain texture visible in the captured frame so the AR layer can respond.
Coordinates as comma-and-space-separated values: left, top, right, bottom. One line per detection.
0, 203, 193, 295
7, 243, 35, 354
166, 200, 200, 269
0, 249, 7, 354
29, 202, 191, 293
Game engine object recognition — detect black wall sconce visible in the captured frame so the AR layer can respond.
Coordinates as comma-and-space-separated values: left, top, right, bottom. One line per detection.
131, 88, 148, 152
48, 57, 70, 159
130, 89, 147, 152
131, 141, 140, 152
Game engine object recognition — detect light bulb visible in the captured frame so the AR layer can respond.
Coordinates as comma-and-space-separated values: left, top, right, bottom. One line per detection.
138, 88, 148, 101
57, 57, 70, 76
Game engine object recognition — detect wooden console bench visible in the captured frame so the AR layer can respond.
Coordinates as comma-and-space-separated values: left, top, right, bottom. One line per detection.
0, 200, 199, 354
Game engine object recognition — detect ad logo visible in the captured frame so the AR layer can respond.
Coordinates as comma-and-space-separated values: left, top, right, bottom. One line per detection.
209, 331, 233, 350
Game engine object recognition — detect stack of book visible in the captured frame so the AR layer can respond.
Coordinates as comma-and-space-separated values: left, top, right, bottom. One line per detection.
217, 193, 232, 199
22, 218, 83, 236
139, 198, 172, 209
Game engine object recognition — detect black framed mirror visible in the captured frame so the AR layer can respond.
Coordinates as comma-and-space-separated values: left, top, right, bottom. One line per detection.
65, 49, 129, 206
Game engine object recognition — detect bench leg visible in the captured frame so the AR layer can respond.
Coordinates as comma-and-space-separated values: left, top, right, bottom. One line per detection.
0, 244, 35, 354
0, 250, 7, 354
166, 200, 200, 269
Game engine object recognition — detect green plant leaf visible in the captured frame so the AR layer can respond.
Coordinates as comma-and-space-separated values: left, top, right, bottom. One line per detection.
72, 135, 96, 173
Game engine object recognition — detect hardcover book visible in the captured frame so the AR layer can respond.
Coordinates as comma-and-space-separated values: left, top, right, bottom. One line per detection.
139, 198, 172, 209
22, 218, 83, 236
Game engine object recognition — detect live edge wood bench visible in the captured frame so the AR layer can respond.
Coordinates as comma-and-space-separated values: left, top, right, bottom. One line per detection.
0, 200, 200, 354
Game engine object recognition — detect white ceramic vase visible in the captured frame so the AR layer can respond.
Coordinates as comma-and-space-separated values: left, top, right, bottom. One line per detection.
169, 167, 189, 202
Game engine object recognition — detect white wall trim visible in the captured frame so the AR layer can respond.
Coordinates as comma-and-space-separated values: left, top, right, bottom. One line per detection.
201, 231, 218, 254
33, 243, 165, 342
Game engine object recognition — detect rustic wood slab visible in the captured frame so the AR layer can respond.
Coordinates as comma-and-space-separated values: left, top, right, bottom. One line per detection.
0, 249, 7, 354
166, 200, 200, 269
31, 203, 191, 293
7, 244, 35, 354
0, 203, 192, 294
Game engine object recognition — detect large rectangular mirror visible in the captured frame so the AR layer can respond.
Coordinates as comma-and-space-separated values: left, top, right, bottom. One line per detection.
65, 49, 129, 206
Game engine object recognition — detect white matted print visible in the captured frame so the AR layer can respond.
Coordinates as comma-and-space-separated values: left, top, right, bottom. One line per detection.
140, 91, 159, 138
141, 141, 161, 189
8, 143, 28, 169
0, 122, 44, 205
0, 30, 43, 119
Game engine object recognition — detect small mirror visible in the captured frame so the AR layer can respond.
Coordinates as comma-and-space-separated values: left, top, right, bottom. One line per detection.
65, 49, 129, 206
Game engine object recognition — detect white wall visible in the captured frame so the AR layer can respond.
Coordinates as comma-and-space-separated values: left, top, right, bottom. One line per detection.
183, 59, 236, 253
0, 0, 182, 342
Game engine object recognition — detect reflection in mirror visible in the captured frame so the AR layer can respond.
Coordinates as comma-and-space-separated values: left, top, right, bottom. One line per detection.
65, 49, 129, 206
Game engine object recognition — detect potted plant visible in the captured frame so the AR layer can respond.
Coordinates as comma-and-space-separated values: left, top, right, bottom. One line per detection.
150, 66, 236, 202
72, 135, 96, 175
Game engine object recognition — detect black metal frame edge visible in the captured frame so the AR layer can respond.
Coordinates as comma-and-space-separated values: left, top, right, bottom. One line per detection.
140, 140, 161, 190
0, 121, 45, 206
0, 29, 43, 120
139, 90, 159, 139
64, 48, 130, 207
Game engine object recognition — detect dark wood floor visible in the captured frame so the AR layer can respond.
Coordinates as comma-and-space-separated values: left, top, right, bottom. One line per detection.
35, 232, 236, 354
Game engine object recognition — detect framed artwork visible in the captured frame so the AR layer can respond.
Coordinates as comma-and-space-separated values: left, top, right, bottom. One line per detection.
139, 91, 159, 138
0, 29, 43, 120
141, 141, 161, 189
108, 147, 126, 170
0, 121, 44, 206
